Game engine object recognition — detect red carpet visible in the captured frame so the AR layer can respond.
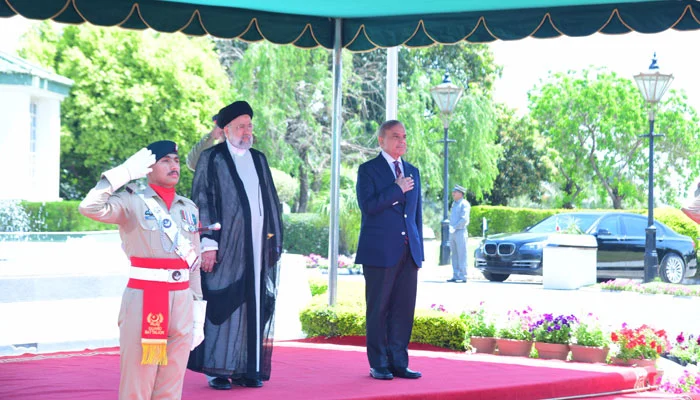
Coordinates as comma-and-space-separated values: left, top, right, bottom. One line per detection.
0, 340, 687, 400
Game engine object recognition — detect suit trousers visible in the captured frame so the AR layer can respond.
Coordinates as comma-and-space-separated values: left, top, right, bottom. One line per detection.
118, 287, 193, 400
363, 245, 418, 369
450, 229, 468, 280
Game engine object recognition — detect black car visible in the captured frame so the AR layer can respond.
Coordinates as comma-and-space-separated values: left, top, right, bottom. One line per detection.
474, 212, 697, 284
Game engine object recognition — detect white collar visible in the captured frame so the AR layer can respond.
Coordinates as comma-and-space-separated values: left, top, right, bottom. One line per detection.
226, 139, 249, 157
380, 150, 401, 165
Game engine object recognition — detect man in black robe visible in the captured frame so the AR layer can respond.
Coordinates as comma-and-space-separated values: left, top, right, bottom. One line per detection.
187, 100, 283, 390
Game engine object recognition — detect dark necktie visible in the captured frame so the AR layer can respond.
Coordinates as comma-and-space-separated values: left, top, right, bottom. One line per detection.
393, 160, 409, 245
393, 160, 402, 179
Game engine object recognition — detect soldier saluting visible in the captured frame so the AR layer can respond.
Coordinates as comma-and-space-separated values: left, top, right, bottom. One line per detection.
79, 141, 206, 400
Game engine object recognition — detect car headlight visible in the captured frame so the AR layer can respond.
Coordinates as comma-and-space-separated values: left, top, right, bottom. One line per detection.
521, 241, 546, 250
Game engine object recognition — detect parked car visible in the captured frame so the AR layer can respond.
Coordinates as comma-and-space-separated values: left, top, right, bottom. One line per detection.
474, 212, 697, 284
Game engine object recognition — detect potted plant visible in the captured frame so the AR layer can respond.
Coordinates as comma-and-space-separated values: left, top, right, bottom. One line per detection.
666, 332, 700, 366
461, 303, 497, 354
531, 313, 577, 360
610, 323, 669, 367
569, 313, 610, 363
495, 307, 535, 357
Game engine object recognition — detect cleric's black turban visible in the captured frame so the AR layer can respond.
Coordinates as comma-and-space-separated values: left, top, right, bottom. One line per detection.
216, 100, 254, 129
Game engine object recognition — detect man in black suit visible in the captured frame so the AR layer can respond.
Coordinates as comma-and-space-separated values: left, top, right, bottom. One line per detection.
355, 120, 424, 380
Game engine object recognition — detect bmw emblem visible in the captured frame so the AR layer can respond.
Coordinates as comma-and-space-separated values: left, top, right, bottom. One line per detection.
163, 218, 172, 228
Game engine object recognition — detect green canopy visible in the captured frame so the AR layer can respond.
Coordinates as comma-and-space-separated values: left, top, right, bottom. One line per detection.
2, 0, 699, 51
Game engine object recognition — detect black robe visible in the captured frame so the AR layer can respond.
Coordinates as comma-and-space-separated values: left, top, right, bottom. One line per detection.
187, 143, 283, 381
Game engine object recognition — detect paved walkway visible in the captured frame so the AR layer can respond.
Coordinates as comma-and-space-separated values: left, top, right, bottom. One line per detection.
2, 234, 699, 362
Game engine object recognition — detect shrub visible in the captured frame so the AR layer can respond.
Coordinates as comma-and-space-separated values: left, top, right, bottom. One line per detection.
308, 278, 328, 297
653, 207, 700, 250
299, 303, 366, 338
411, 310, 467, 351
10, 201, 115, 232
270, 168, 298, 207
283, 213, 329, 257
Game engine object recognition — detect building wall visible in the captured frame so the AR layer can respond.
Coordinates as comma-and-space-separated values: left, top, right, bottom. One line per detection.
0, 85, 64, 201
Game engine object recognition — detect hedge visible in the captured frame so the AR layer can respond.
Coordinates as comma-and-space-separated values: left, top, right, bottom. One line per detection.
298, 304, 467, 351
5, 201, 698, 252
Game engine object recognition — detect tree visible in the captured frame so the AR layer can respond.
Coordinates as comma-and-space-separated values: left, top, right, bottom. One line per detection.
19, 22, 228, 198
529, 68, 700, 209
223, 42, 334, 212
486, 106, 554, 206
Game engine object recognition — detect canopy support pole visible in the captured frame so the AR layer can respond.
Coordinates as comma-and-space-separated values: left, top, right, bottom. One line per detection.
386, 47, 398, 120
328, 18, 343, 306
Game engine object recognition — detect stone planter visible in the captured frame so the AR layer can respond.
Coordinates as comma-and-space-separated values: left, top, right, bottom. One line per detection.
570, 345, 609, 363
469, 336, 496, 354
496, 339, 532, 357
535, 342, 570, 360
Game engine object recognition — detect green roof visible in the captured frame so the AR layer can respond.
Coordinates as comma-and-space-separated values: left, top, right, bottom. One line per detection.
0, 51, 73, 96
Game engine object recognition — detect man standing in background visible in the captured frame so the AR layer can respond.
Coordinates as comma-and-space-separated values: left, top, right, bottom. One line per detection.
447, 185, 470, 283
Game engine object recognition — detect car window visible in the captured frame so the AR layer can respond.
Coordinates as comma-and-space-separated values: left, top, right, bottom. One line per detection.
528, 214, 599, 233
621, 216, 648, 238
596, 216, 620, 236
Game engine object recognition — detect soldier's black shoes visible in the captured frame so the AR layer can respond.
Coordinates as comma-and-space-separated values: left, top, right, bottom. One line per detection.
389, 367, 422, 379
369, 367, 394, 380
208, 377, 232, 390
231, 377, 264, 388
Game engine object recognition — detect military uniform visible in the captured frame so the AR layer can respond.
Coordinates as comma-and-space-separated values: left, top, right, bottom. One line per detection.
449, 186, 470, 282
80, 181, 203, 400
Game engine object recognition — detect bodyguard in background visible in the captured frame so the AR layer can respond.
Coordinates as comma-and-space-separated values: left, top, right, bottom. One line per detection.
355, 120, 424, 381
447, 185, 470, 283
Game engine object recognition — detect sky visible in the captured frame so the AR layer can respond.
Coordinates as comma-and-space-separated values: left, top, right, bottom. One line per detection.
489, 28, 700, 115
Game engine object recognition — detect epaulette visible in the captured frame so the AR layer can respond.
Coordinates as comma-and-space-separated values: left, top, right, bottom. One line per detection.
125, 183, 140, 194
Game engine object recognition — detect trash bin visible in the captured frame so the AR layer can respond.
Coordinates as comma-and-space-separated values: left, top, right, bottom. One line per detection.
542, 234, 597, 290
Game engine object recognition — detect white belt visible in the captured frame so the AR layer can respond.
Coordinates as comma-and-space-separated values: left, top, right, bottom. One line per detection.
129, 266, 189, 283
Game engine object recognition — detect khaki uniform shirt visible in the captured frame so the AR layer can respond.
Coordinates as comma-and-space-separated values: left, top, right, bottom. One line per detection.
79, 179, 203, 300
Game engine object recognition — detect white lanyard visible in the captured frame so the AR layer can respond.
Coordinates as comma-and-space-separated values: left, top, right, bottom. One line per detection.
138, 193, 199, 271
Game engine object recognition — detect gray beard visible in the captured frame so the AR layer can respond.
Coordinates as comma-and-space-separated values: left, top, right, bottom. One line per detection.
229, 136, 253, 150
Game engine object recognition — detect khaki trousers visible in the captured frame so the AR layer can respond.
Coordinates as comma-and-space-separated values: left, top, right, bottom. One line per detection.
118, 287, 193, 400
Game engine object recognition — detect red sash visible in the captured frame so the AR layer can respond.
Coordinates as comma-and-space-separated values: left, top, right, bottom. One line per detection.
128, 257, 188, 365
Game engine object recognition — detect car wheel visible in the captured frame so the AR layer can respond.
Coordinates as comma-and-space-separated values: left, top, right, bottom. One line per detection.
659, 253, 685, 284
482, 271, 510, 282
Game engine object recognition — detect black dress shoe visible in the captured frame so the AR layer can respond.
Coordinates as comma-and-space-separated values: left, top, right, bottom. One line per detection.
231, 377, 264, 388
446, 278, 458, 282
369, 367, 394, 380
208, 377, 232, 390
389, 367, 422, 379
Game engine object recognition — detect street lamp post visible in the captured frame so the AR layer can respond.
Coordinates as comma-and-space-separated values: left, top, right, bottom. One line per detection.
633, 53, 673, 283
430, 73, 464, 266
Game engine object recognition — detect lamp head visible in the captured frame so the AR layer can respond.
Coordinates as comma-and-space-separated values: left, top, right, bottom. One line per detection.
430, 71, 464, 115
633, 53, 673, 105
